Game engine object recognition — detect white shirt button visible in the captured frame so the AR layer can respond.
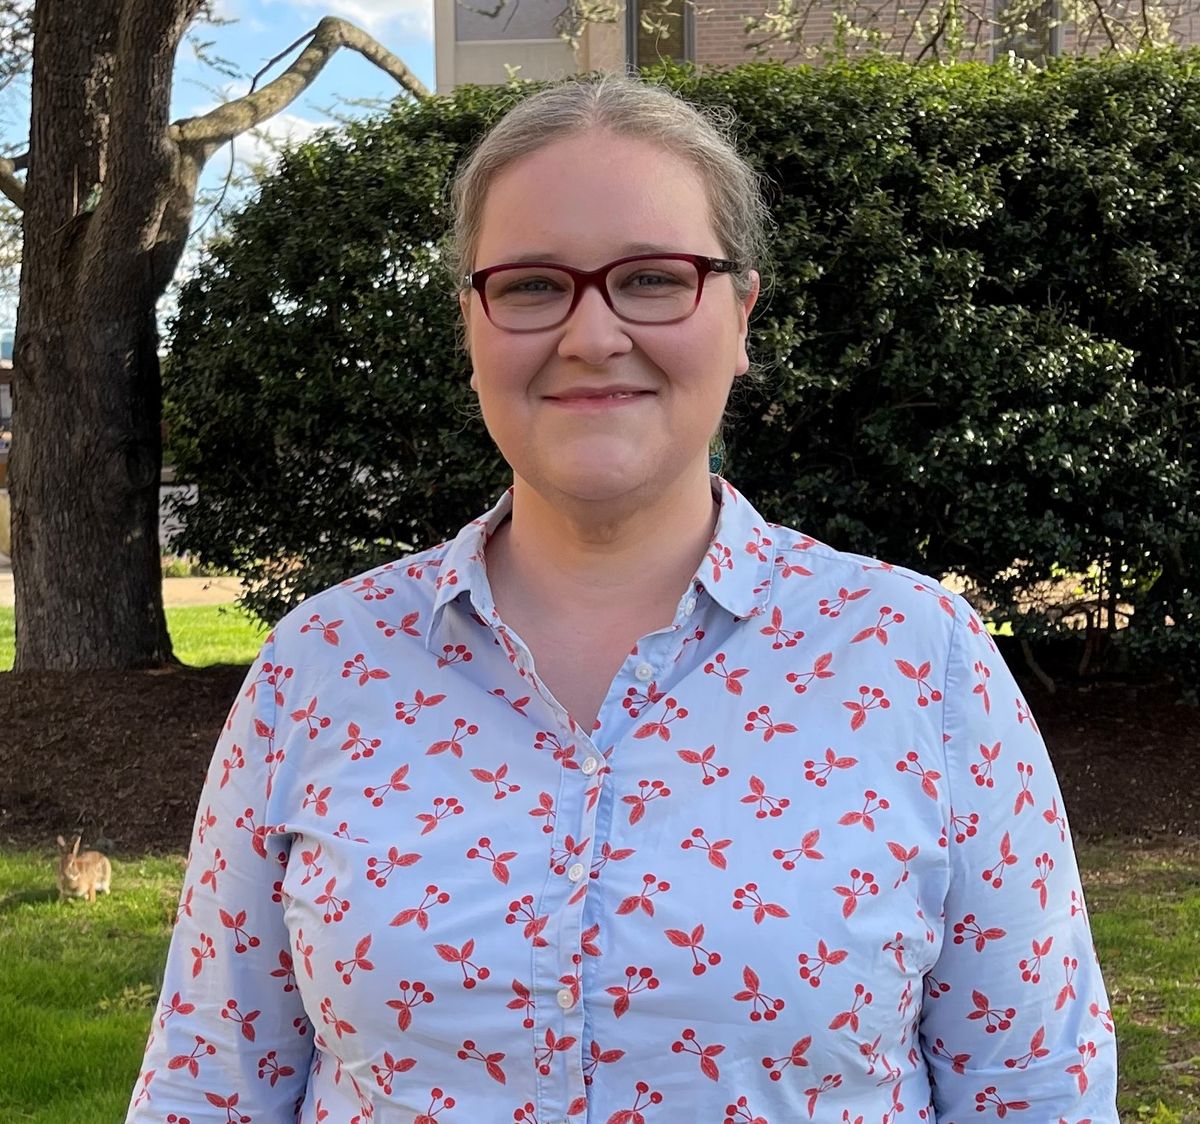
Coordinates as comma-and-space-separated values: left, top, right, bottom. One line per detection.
683, 596, 697, 617
556, 987, 575, 1009
634, 662, 654, 681
567, 862, 585, 882
580, 756, 599, 776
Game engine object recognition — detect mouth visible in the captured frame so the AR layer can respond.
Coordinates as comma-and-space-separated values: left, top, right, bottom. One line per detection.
546, 388, 656, 402
545, 390, 655, 411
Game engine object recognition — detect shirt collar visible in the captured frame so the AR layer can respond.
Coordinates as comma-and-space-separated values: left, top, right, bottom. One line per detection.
701, 475, 776, 620
425, 490, 512, 647
424, 476, 775, 648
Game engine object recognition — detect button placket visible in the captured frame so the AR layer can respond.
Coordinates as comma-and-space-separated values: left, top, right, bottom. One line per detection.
532, 715, 601, 1122
533, 634, 676, 1121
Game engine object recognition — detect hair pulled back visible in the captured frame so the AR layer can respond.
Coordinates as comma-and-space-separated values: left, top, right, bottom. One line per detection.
445, 74, 770, 304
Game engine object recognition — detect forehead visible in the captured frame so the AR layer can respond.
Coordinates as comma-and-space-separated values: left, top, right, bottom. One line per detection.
474, 129, 719, 268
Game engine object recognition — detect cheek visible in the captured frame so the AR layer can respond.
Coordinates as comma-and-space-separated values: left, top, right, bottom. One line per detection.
471, 337, 549, 401
642, 322, 733, 385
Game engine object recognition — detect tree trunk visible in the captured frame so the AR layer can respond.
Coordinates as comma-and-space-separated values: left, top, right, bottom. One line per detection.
7, 4, 422, 670
12, 296, 171, 671
9, 0, 195, 670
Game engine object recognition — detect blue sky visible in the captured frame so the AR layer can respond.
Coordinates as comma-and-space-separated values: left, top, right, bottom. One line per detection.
174, 0, 435, 159
1, 0, 437, 325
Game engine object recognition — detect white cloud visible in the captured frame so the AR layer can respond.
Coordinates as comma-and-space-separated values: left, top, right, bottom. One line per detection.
206, 0, 245, 21
267, 0, 433, 39
193, 0, 270, 37
187, 80, 325, 147
232, 111, 325, 171
184, 85, 325, 169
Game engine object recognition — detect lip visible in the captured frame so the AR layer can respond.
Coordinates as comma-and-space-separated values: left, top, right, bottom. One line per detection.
544, 387, 656, 410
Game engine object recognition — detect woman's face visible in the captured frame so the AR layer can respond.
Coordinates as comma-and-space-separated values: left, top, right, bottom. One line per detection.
460, 128, 760, 511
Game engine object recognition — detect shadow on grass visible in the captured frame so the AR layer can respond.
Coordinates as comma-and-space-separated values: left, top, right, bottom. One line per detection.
0, 885, 62, 911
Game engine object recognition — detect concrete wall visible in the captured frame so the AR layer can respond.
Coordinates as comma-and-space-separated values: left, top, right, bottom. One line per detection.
437, 0, 582, 92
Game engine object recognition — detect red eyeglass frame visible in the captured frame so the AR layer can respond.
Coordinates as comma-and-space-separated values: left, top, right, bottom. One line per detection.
464, 252, 741, 332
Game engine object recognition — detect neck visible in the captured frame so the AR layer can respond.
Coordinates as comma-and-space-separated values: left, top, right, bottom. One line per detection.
487, 468, 719, 622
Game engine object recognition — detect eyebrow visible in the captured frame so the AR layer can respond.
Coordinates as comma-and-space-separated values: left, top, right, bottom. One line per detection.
503, 243, 679, 264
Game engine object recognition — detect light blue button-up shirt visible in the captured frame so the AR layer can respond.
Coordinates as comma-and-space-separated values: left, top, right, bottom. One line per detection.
129, 477, 1117, 1123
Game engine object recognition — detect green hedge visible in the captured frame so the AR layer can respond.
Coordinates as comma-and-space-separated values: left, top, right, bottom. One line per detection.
165, 53, 1199, 687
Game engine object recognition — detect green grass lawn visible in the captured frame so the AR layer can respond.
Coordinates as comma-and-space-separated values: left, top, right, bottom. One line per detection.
0, 844, 1195, 1120
1083, 842, 1200, 1122
0, 850, 188, 1122
0, 603, 266, 671
0, 604, 13, 669
158, 604, 268, 666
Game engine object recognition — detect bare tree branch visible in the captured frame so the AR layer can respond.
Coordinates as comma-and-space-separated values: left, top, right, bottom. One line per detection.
745, 0, 823, 60
0, 153, 23, 208
915, 4, 952, 60
0, 0, 32, 90
460, 0, 525, 32
790, 0, 825, 53
745, 0, 1193, 61
1088, 0, 1121, 46
187, 27, 316, 242
899, 0, 938, 57
170, 16, 427, 157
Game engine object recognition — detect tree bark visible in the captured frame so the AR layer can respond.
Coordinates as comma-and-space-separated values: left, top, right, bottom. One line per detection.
9, 4, 425, 670
10, 0, 191, 669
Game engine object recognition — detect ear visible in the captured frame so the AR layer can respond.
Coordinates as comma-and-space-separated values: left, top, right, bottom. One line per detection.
733, 270, 761, 379
56, 835, 66, 849
72, 835, 82, 855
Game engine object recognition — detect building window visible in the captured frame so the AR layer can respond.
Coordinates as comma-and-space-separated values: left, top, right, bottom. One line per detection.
993, 0, 1060, 62
455, 0, 563, 42
627, 0, 694, 67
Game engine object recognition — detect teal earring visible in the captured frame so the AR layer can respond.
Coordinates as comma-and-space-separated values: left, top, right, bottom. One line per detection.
709, 436, 726, 475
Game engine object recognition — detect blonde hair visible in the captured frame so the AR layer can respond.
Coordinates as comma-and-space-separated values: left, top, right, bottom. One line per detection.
445, 74, 771, 305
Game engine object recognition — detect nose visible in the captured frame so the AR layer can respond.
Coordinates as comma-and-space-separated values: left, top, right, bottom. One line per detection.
556, 282, 634, 366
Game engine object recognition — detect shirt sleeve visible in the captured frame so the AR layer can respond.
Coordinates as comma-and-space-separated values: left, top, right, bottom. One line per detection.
126, 635, 314, 1122
919, 595, 1118, 1121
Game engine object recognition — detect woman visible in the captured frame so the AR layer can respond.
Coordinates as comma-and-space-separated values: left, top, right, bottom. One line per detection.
128, 75, 1117, 1122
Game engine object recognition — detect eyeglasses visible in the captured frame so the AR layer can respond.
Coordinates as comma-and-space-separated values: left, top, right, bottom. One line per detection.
465, 252, 741, 332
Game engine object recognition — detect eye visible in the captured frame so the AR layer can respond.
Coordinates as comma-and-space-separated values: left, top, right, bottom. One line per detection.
491, 271, 570, 299
611, 259, 698, 295
628, 271, 681, 288
505, 277, 561, 294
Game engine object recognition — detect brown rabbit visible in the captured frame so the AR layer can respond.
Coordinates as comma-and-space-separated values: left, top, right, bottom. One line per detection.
56, 834, 112, 902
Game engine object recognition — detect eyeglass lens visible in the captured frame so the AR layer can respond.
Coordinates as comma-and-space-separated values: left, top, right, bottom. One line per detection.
484, 258, 701, 329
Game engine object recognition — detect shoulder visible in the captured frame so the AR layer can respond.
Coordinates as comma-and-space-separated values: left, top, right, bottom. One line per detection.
269, 538, 454, 652
765, 520, 969, 641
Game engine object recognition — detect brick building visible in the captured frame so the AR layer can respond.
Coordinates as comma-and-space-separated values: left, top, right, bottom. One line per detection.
434, 0, 1200, 90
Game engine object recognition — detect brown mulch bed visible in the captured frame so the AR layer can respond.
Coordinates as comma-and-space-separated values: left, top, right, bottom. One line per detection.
0, 665, 1196, 854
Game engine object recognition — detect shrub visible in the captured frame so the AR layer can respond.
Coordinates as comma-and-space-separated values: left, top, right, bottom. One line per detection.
166, 55, 1199, 684
165, 90, 512, 623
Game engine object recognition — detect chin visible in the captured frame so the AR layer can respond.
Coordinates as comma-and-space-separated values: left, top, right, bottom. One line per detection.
528, 460, 657, 507
508, 440, 708, 510
557, 470, 650, 505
